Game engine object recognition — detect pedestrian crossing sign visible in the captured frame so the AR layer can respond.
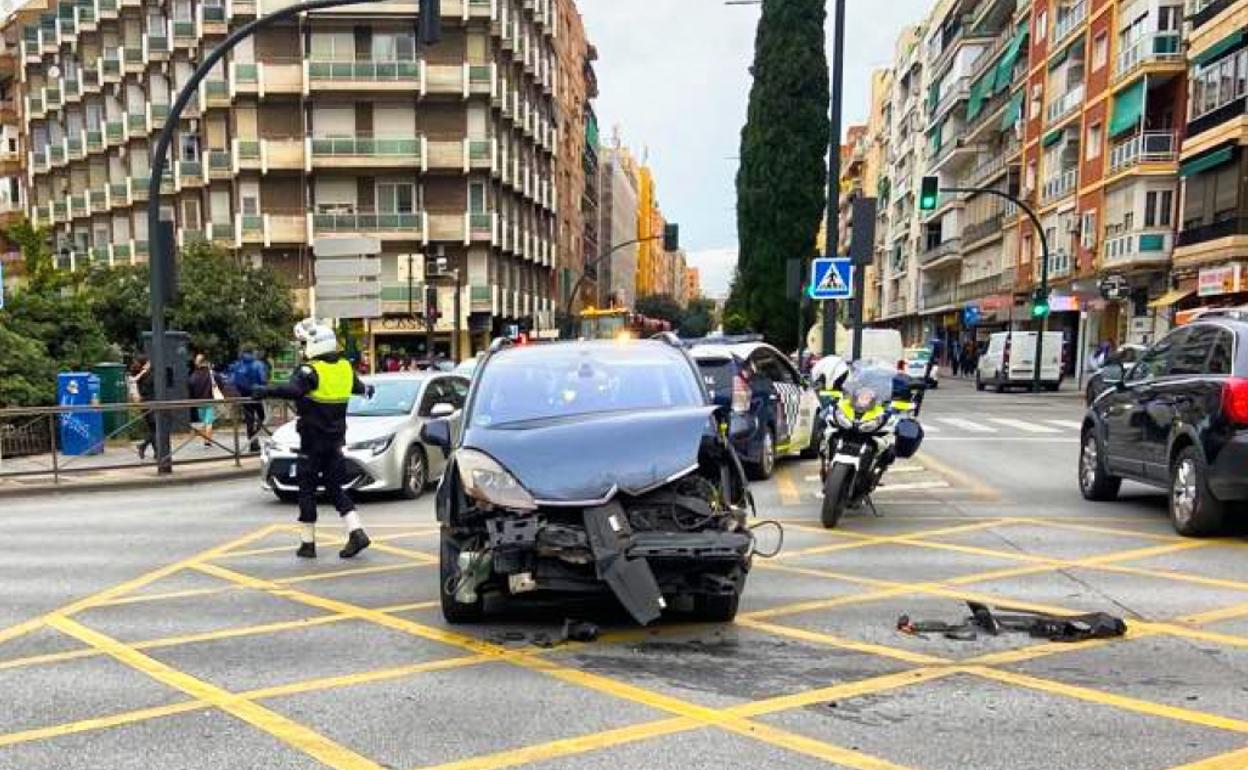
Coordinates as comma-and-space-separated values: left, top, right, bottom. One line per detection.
809, 257, 853, 300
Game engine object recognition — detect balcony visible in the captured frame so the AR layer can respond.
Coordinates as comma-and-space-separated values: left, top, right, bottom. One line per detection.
310, 136, 425, 169
305, 59, 422, 92
172, 19, 198, 46
427, 212, 466, 242
234, 139, 262, 170
89, 188, 109, 213
931, 77, 970, 122
239, 214, 264, 243
311, 211, 425, 241
177, 160, 204, 188
205, 148, 233, 178
264, 138, 306, 171
960, 270, 1011, 300
1177, 217, 1248, 248
205, 221, 235, 245
1189, 0, 1234, 30
123, 42, 145, 72
1041, 168, 1078, 202
1051, 0, 1087, 46
469, 212, 496, 244
1108, 131, 1177, 174
1046, 84, 1084, 125
100, 54, 122, 83
920, 237, 963, 268
963, 212, 1005, 246
201, 3, 227, 33
425, 63, 472, 96
260, 61, 304, 95
127, 111, 149, 136
109, 181, 130, 207
203, 79, 231, 108
266, 213, 307, 245
1187, 98, 1248, 140
68, 194, 89, 219
105, 119, 126, 146
147, 33, 170, 59
1103, 229, 1173, 267
965, 153, 1013, 189
1114, 32, 1182, 81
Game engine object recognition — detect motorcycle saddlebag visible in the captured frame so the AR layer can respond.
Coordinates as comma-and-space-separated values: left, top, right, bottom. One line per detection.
894, 418, 924, 459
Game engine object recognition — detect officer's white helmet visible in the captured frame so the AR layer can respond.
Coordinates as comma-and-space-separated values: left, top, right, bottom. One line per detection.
294, 318, 337, 359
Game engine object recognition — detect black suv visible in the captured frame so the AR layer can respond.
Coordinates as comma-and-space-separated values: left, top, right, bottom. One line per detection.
1079, 314, 1248, 535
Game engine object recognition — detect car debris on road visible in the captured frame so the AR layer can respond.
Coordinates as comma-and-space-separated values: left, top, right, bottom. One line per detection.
897, 601, 1127, 643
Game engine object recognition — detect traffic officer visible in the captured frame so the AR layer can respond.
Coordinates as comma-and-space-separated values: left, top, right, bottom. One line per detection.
254, 319, 372, 559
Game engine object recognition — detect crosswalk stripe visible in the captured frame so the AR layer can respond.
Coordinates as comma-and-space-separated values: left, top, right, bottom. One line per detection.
936, 417, 997, 433
988, 418, 1061, 434
1046, 420, 1084, 430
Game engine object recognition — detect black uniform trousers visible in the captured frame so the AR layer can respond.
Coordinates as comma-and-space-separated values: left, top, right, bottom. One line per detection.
297, 437, 354, 523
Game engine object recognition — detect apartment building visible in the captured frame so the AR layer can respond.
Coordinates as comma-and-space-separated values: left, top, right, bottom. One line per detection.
597, 139, 638, 309
1173, 0, 1248, 317
0, 19, 24, 290
14, 0, 572, 358
683, 264, 699, 301
553, 0, 592, 313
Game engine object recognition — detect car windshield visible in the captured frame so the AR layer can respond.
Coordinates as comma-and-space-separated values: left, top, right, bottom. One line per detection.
348, 380, 420, 417
471, 343, 705, 427
906, 348, 932, 362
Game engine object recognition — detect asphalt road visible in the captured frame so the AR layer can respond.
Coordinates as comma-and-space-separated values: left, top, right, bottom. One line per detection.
3, 377, 1248, 770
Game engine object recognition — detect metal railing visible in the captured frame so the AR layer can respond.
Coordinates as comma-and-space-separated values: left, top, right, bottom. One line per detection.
1042, 168, 1077, 202
1046, 84, 1084, 125
1108, 131, 1177, 173
1103, 229, 1172, 264
0, 398, 291, 485
1051, 0, 1087, 45
1115, 32, 1182, 78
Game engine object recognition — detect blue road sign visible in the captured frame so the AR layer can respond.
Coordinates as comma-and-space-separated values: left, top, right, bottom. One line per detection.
962, 304, 982, 326
809, 257, 854, 300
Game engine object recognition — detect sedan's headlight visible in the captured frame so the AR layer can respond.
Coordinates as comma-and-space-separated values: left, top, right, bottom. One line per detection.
348, 435, 394, 456
456, 449, 537, 511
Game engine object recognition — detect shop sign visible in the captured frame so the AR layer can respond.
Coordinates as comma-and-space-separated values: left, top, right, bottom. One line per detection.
1198, 264, 1243, 297
1048, 294, 1080, 313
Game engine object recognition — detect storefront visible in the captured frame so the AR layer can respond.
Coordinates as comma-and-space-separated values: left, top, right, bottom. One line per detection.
1172, 262, 1248, 324
363, 316, 479, 372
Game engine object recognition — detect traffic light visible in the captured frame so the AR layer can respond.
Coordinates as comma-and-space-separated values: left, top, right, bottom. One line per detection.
1031, 288, 1050, 319
663, 223, 680, 252
919, 177, 940, 211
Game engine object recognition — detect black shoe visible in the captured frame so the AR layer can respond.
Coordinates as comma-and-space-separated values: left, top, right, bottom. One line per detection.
296, 542, 317, 559
339, 529, 371, 559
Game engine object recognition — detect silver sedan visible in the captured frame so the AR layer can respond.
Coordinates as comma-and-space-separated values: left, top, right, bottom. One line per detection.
261, 372, 467, 502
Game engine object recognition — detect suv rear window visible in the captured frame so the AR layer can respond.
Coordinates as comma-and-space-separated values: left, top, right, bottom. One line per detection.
695, 357, 737, 401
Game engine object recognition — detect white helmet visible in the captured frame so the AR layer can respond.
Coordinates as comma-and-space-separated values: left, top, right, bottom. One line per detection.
813, 355, 850, 391
294, 318, 337, 359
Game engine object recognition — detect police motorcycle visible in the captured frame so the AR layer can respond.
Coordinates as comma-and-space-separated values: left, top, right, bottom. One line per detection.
817, 360, 925, 528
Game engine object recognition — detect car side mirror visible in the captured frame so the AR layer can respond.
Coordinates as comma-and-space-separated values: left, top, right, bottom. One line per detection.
420, 419, 452, 457
430, 402, 456, 418
1101, 363, 1125, 387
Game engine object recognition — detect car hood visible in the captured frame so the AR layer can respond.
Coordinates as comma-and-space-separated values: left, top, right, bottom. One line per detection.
462, 406, 717, 503
271, 415, 410, 448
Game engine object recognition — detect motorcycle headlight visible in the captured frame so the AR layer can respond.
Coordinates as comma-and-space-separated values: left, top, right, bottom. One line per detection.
456, 449, 537, 511
348, 435, 394, 457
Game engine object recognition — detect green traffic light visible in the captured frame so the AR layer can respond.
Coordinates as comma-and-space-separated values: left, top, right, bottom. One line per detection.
919, 176, 939, 211
1031, 287, 1050, 318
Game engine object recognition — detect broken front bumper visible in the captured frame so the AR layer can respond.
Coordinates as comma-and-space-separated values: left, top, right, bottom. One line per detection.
479, 500, 752, 625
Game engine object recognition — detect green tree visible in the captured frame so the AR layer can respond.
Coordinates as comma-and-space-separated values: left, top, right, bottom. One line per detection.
84, 263, 151, 357
0, 323, 58, 406
735, 0, 829, 347
679, 297, 716, 338
635, 294, 684, 327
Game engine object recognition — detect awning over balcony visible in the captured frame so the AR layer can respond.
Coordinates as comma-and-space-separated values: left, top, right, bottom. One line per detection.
1109, 78, 1145, 138
967, 70, 996, 121
1048, 42, 1071, 71
1042, 128, 1064, 147
995, 25, 1029, 86
1179, 146, 1235, 177
1001, 90, 1025, 130
1148, 288, 1193, 308
1193, 29, 1248, 68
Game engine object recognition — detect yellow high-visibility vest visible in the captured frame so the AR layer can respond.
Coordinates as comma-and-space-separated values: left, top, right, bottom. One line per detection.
307, 359, 354, 404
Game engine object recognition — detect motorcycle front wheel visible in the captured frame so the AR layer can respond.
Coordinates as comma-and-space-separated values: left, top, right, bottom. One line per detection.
821, 463, 854, 529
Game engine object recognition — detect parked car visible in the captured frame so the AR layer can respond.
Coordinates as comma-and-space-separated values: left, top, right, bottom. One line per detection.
688, 338, 820, 479
261, 372, 469, 502
421, 339, 756, 625
1085, 344, 1146, 405
1078, 315, 1248, 535
976, 331, 1064, 391
904, 346, 939, 388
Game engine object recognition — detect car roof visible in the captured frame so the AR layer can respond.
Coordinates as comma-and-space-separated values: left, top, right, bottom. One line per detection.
689, 341, 773, 359
363, 372, 437, 383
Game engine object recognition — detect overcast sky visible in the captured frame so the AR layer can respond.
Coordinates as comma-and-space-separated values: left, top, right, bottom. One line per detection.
577, 0, 932, 298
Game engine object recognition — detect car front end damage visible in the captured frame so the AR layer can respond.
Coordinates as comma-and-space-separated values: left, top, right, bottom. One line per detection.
437, 415, 757, 625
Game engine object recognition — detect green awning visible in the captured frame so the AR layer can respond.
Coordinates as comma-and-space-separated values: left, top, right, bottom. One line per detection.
1179, 147, 1235, 178
1000, 90, 1025, 130
967, 71, 994, 122
929, 82, 941, 111
1042, 129, 1064, 148
1194, 30, 1248, 68
994, 26, 1030, 92
1048, 43, 1070, 71
1109, 78, 1146, 138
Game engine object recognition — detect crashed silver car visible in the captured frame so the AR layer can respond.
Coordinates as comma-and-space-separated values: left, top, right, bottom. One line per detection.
420, 339, 757, 625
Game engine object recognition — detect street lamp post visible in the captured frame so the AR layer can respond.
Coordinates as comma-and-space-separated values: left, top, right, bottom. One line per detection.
145, 0, 438, 472
821, 0, 846, 359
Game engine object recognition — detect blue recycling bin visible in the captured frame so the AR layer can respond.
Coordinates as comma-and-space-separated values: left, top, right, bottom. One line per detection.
58, 372, 103, 456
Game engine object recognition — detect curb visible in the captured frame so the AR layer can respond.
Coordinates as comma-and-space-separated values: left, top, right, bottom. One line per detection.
0, 460, 261, 501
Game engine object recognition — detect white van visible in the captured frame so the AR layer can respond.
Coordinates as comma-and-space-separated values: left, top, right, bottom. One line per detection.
976, 331, 1064, 392
808, 327, 905, 387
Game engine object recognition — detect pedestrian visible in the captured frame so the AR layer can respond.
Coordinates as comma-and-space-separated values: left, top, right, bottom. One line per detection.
187, 353, 220, 447
252, 319, 373, 559
950, 345, 961, 378
961, 341, 975, 379
230, 344, 269, 452
1088, 340, 1111, 372
129, 355, 156, 460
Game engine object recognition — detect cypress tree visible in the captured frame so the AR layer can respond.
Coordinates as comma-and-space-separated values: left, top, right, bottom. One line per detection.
735, 0, 830, 347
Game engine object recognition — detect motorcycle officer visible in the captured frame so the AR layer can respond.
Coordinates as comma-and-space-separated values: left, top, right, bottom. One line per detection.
254, 319, 373, 559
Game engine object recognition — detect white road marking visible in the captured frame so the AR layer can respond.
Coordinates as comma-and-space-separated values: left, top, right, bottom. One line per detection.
937, 417, 997, 433
876, 480, 951, 492
1046, 419, 1084, 430
988, 418, 1061, 434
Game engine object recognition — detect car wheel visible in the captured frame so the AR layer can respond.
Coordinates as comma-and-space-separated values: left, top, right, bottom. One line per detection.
274, 490, 298, 504
748, 428, 776, 480
694, 591, 739, 622
1078, 431, 1120, 502
440, 530, 485, 623
1170, 446, 1225, 537
821, 463, 853, 528
975, 374, 985, 392
399, 445, 428, 500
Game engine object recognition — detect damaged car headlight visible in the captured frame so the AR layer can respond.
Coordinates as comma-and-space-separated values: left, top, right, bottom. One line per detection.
457, 449, 538, 511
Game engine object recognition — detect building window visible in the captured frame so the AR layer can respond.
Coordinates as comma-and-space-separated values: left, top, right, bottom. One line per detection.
1086, 122, 1102, 159
1080, 210, 1097, 249
377, 182, 415, 213
1036, 10, 1047, 40
1190, 49, 1248, 122
1145, 190, 1173, 228
180, 134, 199, 162
468, 181, 486, 213
1092, 33, 1108, 71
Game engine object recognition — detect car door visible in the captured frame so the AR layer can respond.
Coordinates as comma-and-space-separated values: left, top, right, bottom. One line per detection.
417, 379, 453, 478
1148, 325, 1225, 481
1104, 332, 1178, 478
775, 353, 818, 451
751, 350, 793, 448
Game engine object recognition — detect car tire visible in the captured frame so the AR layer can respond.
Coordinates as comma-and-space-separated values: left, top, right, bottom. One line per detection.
1169, 446, 1226, 537
748, 428, 776, 480
821, 463, 853, 528
694, 591, 740, 622
440, 530, 485, 623
1078, 430, 1120, 502
274, 490, 299, 504
399, 445, 428, 501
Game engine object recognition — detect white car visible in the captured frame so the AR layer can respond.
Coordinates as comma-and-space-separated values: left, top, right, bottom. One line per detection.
904, 347, 938, 388
261, 372, 468, 502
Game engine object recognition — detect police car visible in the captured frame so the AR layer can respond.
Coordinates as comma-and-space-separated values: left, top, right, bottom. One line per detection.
687, 337, 820, 479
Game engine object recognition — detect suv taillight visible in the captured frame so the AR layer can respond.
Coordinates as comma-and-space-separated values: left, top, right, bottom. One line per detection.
1222, 378, 1248, 425
732, 372, 751, 413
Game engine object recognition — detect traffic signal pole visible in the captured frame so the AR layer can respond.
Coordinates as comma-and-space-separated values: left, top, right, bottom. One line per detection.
936, 184, 1050, 394
821, 0, 846, 358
